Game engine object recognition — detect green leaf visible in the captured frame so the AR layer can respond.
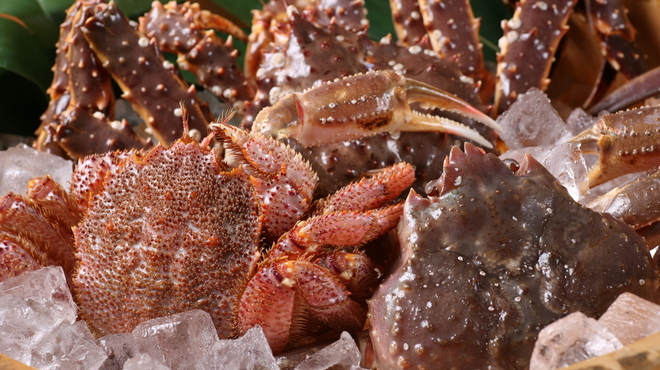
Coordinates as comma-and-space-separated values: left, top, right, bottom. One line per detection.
0, 0, 61, 51
0, 17, 55, 91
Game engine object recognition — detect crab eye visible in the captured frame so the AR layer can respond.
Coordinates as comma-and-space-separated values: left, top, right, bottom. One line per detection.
502, 158, 520, 173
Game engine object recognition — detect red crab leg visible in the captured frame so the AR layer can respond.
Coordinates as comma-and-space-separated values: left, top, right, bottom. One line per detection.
81, 1, 209, 145
212, 123, 319, 239
417, 0, 491, 93
316, 251, 381, 300
312, 0, 370, 32
237, 259, 365, 354
570, 106, 660, 187
494, 0, 578, 116
0, 231, 45, 282
271, 163, 414, 257
139, 2, 254, 103
0, 191, 78, 280
254, 70, 500, 148
389, 0, 428, 45
585, 0, 647, 80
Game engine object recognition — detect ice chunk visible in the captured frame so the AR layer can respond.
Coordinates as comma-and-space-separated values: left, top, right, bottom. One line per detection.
500, 141, 588, 200
0, 267, 107, 369
598, 292, 660, 345
496, 88, 573, 150
122, 354, 170, 370
294, 332, 364, 370
529, 312, 623, 370
566, 108, 598, 136
98, 333, 139, 370
130, 309, 220, 369
28, 320, 107, 370
205, 326, 278, 370
0, 144, 73, 197
0, 266, 78, 326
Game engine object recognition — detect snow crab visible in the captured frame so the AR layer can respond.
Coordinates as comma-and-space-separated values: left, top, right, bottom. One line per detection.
367, 143, 660, 369
2, 118, 419, 355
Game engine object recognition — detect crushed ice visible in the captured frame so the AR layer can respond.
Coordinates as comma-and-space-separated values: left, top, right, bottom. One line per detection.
0, 267, 367, 369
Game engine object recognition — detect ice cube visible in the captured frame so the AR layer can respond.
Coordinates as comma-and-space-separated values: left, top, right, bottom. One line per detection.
294, 332, 365, 370
598, 292, 660, 345
496, 88, 573, 150
0, 266, 76, 327
205, 325, 278, 370
529, 312, 623, 370
98, 333, 139, 370
130, 309, 220, 369
28, 320, 107, 370
500, 141, 588, 201
122, 353, 170, 370
566, 108, 598, 136
0, 267, 107, 369
0, 144, 73, 197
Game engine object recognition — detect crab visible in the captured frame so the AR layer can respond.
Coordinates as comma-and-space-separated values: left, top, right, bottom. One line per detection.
366, 143, 660, 369
1, 118, 419, 354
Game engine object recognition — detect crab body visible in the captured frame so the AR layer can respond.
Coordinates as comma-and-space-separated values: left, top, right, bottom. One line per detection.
367, 144, 659, 369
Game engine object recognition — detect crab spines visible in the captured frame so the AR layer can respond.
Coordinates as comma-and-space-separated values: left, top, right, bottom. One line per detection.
237, 259, 365, 354
81, 1, 210, 145
212, 123, 319, 238
316, 162, 415, 214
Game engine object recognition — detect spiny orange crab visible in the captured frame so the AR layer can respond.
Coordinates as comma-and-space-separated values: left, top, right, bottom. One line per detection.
1, 116, 418, 354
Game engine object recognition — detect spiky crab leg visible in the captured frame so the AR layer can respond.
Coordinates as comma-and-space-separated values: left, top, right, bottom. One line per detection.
570, 106, 660, 187
417, 0, 493, 99
212, 123, 319, 240
237, 259, 366, 354
585, 0, 647, 80
81, 1, 210, 145
139, 1, 255, 103
36, 0, 148, 158
238, 162, 414, 353
389, 0, 428, 46
252, 70, 500, 148
494, 0, 577, 116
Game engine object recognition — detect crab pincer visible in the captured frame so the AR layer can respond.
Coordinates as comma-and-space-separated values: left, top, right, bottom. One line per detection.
570, 106, 660, 187
251, 70, 501, 149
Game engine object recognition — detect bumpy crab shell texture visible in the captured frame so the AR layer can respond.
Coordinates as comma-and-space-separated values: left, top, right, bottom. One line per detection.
368, 144, 660, 369
73, 136, 262, 336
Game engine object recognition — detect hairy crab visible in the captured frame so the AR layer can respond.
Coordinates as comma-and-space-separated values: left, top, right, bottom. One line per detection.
367, 144, 660, 369
2, 118, 420, 354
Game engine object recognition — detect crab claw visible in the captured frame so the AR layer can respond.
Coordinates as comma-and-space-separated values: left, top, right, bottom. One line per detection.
570, 106, 660, 187
252, 70, 500, 149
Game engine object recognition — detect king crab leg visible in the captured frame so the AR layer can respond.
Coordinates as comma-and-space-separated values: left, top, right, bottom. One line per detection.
571, 106, 660, 187
494, 0, 578, 116
139, 1, 255, 104
81, 1, 210, 145
585, 0, 647, 80
389, 0, 428, 46
253, 70, 501, 149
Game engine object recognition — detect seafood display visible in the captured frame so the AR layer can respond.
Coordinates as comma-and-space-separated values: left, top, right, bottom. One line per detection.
2, 0, 660, 368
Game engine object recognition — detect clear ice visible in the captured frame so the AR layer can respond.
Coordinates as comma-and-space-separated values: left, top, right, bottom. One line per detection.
529, 312, 622, 370
496, 87, 573, 150
0, 144, 73, 197
0, 266, 107, 370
